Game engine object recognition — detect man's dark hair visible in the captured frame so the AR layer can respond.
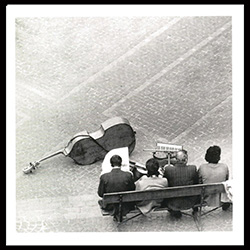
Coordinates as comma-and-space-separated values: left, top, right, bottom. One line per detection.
146, 158, 160, 177
205, 145, 221, 164
110, 155, 122, 167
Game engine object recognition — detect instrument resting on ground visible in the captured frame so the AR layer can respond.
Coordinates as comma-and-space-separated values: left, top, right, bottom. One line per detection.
23, 117, 136, 174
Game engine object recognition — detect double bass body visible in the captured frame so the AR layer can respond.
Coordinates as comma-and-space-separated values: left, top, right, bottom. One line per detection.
68, 117, 136, 165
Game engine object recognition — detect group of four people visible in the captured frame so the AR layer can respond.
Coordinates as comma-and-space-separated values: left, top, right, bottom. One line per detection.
98, 145, 231, 221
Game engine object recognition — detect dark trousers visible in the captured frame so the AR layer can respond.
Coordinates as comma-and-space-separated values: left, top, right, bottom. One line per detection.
98, 199, 135, 217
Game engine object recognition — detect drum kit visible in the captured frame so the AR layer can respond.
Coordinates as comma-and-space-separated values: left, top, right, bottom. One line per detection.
130, 142, 183, 181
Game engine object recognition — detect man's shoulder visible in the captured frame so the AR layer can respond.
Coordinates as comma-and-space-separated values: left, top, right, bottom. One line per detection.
186, 165, 197, 173
100, 169, 117, 178
106, 169, 132, 178
164, 164, 175, 171
121, 170, 134, 178
187, 164, 197, 169
163, 165, 176, 176
100, 171, 110, 180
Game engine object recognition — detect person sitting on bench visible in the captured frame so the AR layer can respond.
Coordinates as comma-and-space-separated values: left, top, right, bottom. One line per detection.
198, 145, 231, 210
97, 154, 135, 221
135, 158, 168, 214
163, 150, 199, 218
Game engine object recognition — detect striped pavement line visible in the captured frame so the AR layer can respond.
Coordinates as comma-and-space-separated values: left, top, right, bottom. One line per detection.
16, 111, 30, 129
171, 95, 232, 144
58, 17, 183, 102
102, 20, 232, 118
18, 81, 55, 102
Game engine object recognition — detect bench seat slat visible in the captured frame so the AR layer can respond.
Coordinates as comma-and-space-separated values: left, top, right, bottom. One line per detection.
103, 183, 225, 205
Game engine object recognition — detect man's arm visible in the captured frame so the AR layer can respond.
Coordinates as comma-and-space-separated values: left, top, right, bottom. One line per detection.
127, 174, 136, 191
193, 165, 199, 184
197, 166, 203, 184
225, 165, 229, 180
97, 176, 105, 197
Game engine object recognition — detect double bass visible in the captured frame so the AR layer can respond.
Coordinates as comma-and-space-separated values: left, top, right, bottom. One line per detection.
23, 117, 136, 174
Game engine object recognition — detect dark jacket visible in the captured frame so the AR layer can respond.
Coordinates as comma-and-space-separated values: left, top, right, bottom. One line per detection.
164, 163, 199, 187
163, 163, 199, 210
98, 168, 135, 197
98, 168, 135, 216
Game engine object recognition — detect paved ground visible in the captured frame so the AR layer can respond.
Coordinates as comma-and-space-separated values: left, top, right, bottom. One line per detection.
15, 16, 233, 239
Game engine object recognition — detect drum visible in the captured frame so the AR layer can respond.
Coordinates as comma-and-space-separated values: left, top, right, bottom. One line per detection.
153, 152, 177, 167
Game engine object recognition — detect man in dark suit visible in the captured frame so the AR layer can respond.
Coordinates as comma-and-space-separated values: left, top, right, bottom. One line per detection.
163, 150, 199, 218
98, 154, 135, 220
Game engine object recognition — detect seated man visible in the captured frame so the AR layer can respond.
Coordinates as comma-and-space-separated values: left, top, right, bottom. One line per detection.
100, 147, 132, 176
135, 158, 168, 214
163, 150, 199, 218
98, 154, 135, 221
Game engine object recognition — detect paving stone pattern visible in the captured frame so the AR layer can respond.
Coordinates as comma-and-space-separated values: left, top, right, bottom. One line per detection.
15, 16, 232, 233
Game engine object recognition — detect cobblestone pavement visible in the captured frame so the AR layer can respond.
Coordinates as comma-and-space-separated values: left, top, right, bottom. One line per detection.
14, 16, 234, 239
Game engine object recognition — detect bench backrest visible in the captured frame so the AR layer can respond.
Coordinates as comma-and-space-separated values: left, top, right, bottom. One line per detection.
103, 183, 225, 206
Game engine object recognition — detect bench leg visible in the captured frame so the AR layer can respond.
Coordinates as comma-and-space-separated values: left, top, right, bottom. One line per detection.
200, 205, 222, 217
193, 206, 202, 231
190, 187, 205, 231
118, 195, 123, 223
118, 211, 143, 225
193, 187, 207, 231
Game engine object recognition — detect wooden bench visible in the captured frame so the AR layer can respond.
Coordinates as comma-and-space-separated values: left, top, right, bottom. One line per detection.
101, 183, 227, 231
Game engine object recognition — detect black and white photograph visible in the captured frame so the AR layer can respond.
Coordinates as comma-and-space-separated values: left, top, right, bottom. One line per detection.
6, 4, 244, 246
